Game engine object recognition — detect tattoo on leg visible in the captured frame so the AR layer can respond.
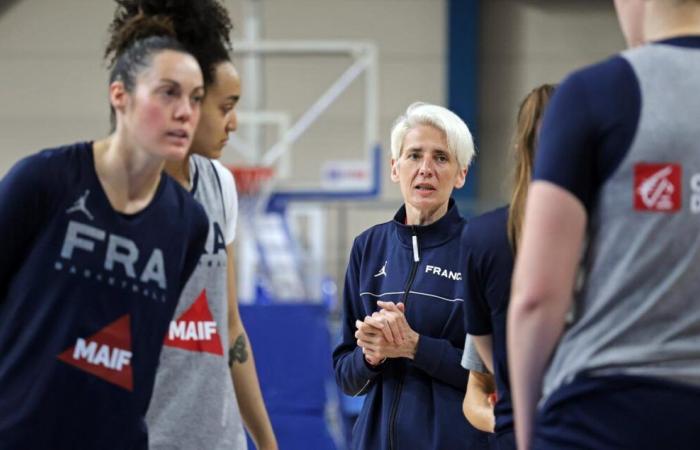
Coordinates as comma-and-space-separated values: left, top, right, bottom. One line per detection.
229, 333, 249, 367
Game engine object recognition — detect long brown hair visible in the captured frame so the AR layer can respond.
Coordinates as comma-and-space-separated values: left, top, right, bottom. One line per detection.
507, 84, 556, 252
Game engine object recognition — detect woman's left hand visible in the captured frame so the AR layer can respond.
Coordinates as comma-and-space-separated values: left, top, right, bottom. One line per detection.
356, 301, 419, 360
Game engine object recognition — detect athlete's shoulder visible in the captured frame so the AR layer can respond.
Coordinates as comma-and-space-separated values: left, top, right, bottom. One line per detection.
190, 156, 237, 201
468, 206, 508, 232
3, 142, 91, 192
19, 140, 89, 169
189, 154, 233, 182
32, 141, 91, 158
465, 206, 510, 254
209, 158, 236, 189
562, 54, 637, 101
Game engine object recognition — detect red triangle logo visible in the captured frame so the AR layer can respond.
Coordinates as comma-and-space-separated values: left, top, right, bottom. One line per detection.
163, 289, 224, 356
57, 315, 133, 391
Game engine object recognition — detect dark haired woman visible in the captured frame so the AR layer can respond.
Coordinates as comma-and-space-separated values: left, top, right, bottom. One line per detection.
0, 17, 208, 450
108, 1, 276, 449
460, 85, 554, 450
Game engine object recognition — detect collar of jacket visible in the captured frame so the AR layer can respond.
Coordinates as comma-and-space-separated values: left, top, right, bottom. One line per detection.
392, 198, 464, 249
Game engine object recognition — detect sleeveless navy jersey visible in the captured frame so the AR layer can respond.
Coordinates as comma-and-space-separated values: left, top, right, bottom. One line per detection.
462, 206, 515, 436
533, 37, 700, 448
0, 142, 208, 449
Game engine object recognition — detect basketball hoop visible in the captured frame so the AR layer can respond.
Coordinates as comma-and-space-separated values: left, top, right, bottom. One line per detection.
228, 165, 275, 197
228, 165, 279, 305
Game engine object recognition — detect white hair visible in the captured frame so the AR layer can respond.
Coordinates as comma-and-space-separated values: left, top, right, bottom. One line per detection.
390, 102, 475, 170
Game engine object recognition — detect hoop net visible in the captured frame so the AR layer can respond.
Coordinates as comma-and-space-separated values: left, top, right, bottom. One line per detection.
227, 165, 276, 226
228, 165, 279, 303
229, 165, 275, 197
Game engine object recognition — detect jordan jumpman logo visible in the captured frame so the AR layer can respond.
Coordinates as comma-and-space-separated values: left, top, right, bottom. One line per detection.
66, 190, 94, 220
374, 261, 388, 278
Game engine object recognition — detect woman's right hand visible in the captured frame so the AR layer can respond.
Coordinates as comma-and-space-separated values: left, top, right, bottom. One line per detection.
355, 302, 419, 361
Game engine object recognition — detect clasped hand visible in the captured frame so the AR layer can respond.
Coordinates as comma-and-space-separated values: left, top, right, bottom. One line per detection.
355, 301, 419, 366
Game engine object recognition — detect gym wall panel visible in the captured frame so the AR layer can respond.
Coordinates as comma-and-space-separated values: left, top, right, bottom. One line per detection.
0, 116, 105, 164
0, 0, 112, 55
0, 59, 107, 119
476, 0, 625, 209
0, 0, 112, 176
257, 0, 445, 56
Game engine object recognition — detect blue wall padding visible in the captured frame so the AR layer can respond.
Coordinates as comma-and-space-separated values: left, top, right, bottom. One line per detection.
241, 304, 338, 450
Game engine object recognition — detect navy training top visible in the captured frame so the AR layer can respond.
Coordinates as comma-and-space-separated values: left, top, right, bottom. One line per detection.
0, 142, 209, 449
463, 206, 515, 434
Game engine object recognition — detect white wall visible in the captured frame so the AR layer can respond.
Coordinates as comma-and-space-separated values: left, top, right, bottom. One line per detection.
0, 0, 115, 175
477, 0, 625, 208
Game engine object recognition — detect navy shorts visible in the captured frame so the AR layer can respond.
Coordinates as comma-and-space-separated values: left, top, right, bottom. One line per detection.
534, 374, 700, 449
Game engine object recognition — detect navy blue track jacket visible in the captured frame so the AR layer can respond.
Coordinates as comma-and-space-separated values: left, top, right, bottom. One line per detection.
333, 200, 489, 450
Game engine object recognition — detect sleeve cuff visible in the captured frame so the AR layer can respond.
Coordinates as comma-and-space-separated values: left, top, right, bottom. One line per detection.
465, 321, 493, 336
354, 346, 386, 376
413, 334, 446, 375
